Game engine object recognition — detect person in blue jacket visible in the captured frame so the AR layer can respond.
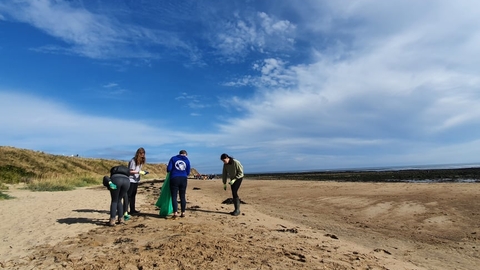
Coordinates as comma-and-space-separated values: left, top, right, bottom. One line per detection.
167, 150, 191, 218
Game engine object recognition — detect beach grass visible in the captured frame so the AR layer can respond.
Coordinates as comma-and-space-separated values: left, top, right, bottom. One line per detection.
0, 183, 8, 190
0, 191, 13, 200
26, 176, 100, 191
0, 146, 199, 191
0, 183, 13, 200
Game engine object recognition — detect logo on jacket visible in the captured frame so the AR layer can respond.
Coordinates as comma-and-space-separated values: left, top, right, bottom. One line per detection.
175, 160, 187, 171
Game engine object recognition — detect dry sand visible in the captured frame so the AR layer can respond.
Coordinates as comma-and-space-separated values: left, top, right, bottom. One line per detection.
1, 179, 480, 269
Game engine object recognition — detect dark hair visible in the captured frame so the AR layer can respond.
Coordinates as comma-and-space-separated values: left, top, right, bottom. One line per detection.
220, 153, 230, 160
179, 150, 187, 155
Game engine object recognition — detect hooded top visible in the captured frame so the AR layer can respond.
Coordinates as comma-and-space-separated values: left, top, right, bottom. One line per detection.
222, 158, 244, 185
167, 154, 191, 178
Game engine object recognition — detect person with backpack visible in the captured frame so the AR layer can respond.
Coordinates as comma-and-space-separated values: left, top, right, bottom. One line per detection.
220, 153, 244, 216
103, 165, 131, 226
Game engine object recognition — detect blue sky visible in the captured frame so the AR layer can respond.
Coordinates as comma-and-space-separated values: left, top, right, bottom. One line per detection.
1, 0, 480, 174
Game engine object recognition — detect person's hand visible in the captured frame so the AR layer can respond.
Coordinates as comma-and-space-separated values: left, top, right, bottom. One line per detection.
223, 184, 227, 191
108, 181, 117, 190
139, 170, 149, 175
228, 178, 236, 185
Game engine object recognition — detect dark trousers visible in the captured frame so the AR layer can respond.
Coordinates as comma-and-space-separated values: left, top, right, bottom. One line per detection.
170, 176, 188, 213
109, 177, 130, 219
127, 182, 139, 212
230, 178, 243, 199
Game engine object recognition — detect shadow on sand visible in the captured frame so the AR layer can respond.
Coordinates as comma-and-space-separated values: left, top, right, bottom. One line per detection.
56, 217, 106, 226
73, 209, 109, 214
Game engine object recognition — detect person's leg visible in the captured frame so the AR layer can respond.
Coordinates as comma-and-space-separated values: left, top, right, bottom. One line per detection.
128, 182, 139, 213
116, 178, 130, 223
230, 178, 243, 199
230, 178, 243, 216
170, 176, 180, 216
179, 177, 187, 216
109, 187, 121, 225
127, 182, 134, 212
122, 181, 130, 219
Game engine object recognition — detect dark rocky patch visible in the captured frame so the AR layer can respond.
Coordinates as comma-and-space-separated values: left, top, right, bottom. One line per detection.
246, 167, 480, 182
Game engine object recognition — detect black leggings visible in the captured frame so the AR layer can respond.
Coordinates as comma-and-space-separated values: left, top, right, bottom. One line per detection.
230, 178, 243, 199
109, 176, 130, 219
127, 182, 139, 212
170, 176, 188, 213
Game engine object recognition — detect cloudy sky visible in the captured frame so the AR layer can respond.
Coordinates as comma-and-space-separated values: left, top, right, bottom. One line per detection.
1, 0, 480, 173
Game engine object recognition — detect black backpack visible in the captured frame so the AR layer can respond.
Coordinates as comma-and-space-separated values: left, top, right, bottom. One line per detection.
110, 165, 130, 177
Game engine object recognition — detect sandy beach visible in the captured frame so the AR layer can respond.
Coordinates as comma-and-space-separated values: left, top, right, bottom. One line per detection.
1, 179, 479, 269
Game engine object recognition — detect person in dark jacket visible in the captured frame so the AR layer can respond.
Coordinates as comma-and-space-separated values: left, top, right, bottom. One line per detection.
167, 150, 191, 218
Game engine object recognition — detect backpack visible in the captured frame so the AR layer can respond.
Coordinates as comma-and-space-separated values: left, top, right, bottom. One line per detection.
110, 165, 130, 177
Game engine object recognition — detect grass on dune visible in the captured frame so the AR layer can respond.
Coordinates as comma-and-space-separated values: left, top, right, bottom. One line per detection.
0, 146, 199, 192
0, 183, 13, 199
0, 182, 12, 200
27, 176, 100, 192
0, 191, 13, 200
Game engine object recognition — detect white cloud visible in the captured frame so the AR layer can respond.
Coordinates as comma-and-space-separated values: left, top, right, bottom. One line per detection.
258, 12, 294, 35
213, 0, 480, 170
0, 0, 196, 60
103, 83, 118, 88
225, 58, 297, 88
0, 91, 177, 150
2, 0, 480, 172
208, 11, 296, 61
175, 93, 212, 110
0, 91, 228, 165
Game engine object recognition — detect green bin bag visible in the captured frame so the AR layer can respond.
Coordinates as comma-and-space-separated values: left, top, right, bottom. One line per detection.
155, 172, 173, 217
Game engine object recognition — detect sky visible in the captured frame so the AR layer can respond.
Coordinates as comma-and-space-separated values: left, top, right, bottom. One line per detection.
1, 0, 480, 174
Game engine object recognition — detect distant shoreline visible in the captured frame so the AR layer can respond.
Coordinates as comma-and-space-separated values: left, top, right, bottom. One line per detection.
246, 167, 480, 182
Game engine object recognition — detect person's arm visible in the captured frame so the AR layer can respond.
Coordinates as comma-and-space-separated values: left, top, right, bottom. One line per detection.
129, 160, 145, 175
222, 165, 228, 185
128, 160, 137, 174
167, 158, 173, 173
234, 160, 244, 179
186, 159, 191, 176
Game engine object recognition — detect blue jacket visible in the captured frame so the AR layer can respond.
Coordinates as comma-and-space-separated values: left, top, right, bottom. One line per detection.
167, 154, 191, 178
